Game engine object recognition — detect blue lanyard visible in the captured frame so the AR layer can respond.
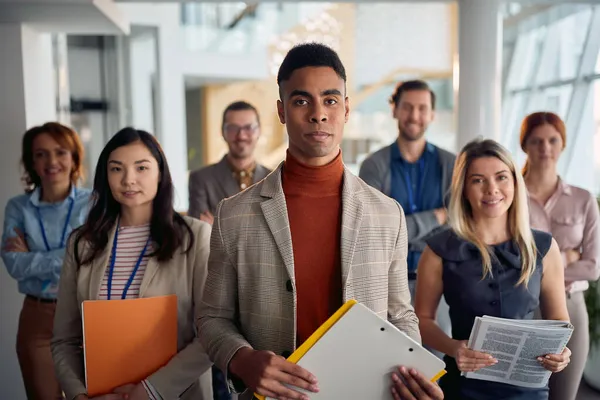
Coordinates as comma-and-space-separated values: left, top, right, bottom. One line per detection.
404, 157, 426, 214
35, 195, 75, 251
107, 222, 151, 300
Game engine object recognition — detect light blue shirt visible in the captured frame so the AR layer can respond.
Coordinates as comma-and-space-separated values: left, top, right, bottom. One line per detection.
1, 186, 91, 299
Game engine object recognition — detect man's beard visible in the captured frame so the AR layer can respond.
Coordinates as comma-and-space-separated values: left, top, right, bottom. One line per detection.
229, 143, 251, 159
229, 150, 249, 159
399, 125, 426, 142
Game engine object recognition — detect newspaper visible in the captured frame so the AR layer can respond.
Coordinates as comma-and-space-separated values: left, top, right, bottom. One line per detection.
465, 316, 574, 388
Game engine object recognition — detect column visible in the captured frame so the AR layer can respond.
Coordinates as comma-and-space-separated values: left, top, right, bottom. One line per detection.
53, 33, 71, 125
456, 0, 503, 150
121, 3, 190, 212
0, 23, 57, 400
0, 24, 57, 249
155, 8, 189, 213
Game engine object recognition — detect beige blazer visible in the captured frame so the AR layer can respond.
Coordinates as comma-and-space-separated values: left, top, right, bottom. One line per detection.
198, 163, 419, 398
51, 216, 213, 400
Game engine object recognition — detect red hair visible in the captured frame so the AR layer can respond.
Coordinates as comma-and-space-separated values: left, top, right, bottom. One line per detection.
21, 122, 85, 192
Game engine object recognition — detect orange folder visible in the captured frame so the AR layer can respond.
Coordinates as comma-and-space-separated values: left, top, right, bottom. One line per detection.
82, 295, 178, 397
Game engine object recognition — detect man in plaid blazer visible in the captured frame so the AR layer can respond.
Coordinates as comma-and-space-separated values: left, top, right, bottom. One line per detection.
198, 43, 442, 400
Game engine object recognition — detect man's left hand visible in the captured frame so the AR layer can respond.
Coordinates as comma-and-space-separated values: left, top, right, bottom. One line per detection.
391, 367, 443, 400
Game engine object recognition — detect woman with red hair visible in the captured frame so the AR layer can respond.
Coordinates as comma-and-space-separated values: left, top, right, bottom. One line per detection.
521, 111, 599, 400
1, 122, 91, 399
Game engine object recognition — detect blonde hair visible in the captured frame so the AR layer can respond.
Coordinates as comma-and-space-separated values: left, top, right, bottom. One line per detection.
448, 139, 537, 286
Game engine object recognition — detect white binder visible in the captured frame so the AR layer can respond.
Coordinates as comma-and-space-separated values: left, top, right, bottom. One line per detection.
258, 300, 446, 400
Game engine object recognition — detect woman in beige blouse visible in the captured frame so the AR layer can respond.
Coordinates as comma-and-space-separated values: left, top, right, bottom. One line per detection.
520, 111, 600, 400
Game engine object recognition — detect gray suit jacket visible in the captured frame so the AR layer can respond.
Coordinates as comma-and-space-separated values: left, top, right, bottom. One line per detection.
188, 156, 271, 218
359, 143, 456, 252
198, 163, 420, 399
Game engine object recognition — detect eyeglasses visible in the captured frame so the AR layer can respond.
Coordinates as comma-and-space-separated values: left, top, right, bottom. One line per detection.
223, 123, 259, 136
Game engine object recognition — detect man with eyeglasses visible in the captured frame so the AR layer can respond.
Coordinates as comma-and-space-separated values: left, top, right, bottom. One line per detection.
189, 101, 270, 400
188, 101, 271, 225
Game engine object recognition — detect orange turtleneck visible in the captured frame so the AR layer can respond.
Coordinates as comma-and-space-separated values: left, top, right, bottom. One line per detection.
282, 150, 344, 346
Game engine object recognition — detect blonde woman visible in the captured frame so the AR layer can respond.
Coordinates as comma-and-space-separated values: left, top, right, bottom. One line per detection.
521, 111, 599, 400
415, 139, 571, 399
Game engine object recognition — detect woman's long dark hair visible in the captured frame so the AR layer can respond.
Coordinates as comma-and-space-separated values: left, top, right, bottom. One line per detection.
74, 127, 193, 266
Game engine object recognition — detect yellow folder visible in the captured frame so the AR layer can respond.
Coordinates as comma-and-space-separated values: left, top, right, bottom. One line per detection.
82, 295, 178, 397
255, 299, 446, 400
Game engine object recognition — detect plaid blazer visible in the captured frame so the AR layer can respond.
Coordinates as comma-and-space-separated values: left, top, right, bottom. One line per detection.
198, 163, 419, 397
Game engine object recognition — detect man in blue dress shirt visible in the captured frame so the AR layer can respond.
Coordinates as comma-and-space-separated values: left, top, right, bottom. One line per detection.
359, 80, 455, 352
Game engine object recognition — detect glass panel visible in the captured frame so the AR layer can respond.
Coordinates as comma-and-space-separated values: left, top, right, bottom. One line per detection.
501, 92, 526, 155
507, 27, 545, 90
536, 9, 592, 84
181, 2, 247, 29
182, 3, 331, 54
558, 9, 591, 81
528, 85, 573, 116
594, 79, 600, 194
564, 84, 595, 190
502, 41, 515, 88
535, 25, 560, 84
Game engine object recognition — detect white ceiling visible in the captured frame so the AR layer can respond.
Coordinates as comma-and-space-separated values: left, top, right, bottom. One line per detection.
0, 0, 129, 34
0, 0, 597, 36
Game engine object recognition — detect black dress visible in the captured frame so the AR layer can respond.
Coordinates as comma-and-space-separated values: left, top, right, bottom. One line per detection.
425, 228, 553, 400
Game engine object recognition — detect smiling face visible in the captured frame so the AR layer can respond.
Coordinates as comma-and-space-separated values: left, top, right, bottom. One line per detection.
393, 89, 435, 142
107, 141, 160, 210
464, 156, 515, 221
222, 109, 260, 160
277, 66, 349, 166
32, 133, 74, 188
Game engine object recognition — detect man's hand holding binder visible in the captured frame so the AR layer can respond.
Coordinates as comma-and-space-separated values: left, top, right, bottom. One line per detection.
391, 367, 444, 400
229, 347, 319, 400
231, 348, 444, 400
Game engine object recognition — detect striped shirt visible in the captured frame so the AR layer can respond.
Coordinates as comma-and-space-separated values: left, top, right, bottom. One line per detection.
98, 223, 163, 399
100, 224, 152, 300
